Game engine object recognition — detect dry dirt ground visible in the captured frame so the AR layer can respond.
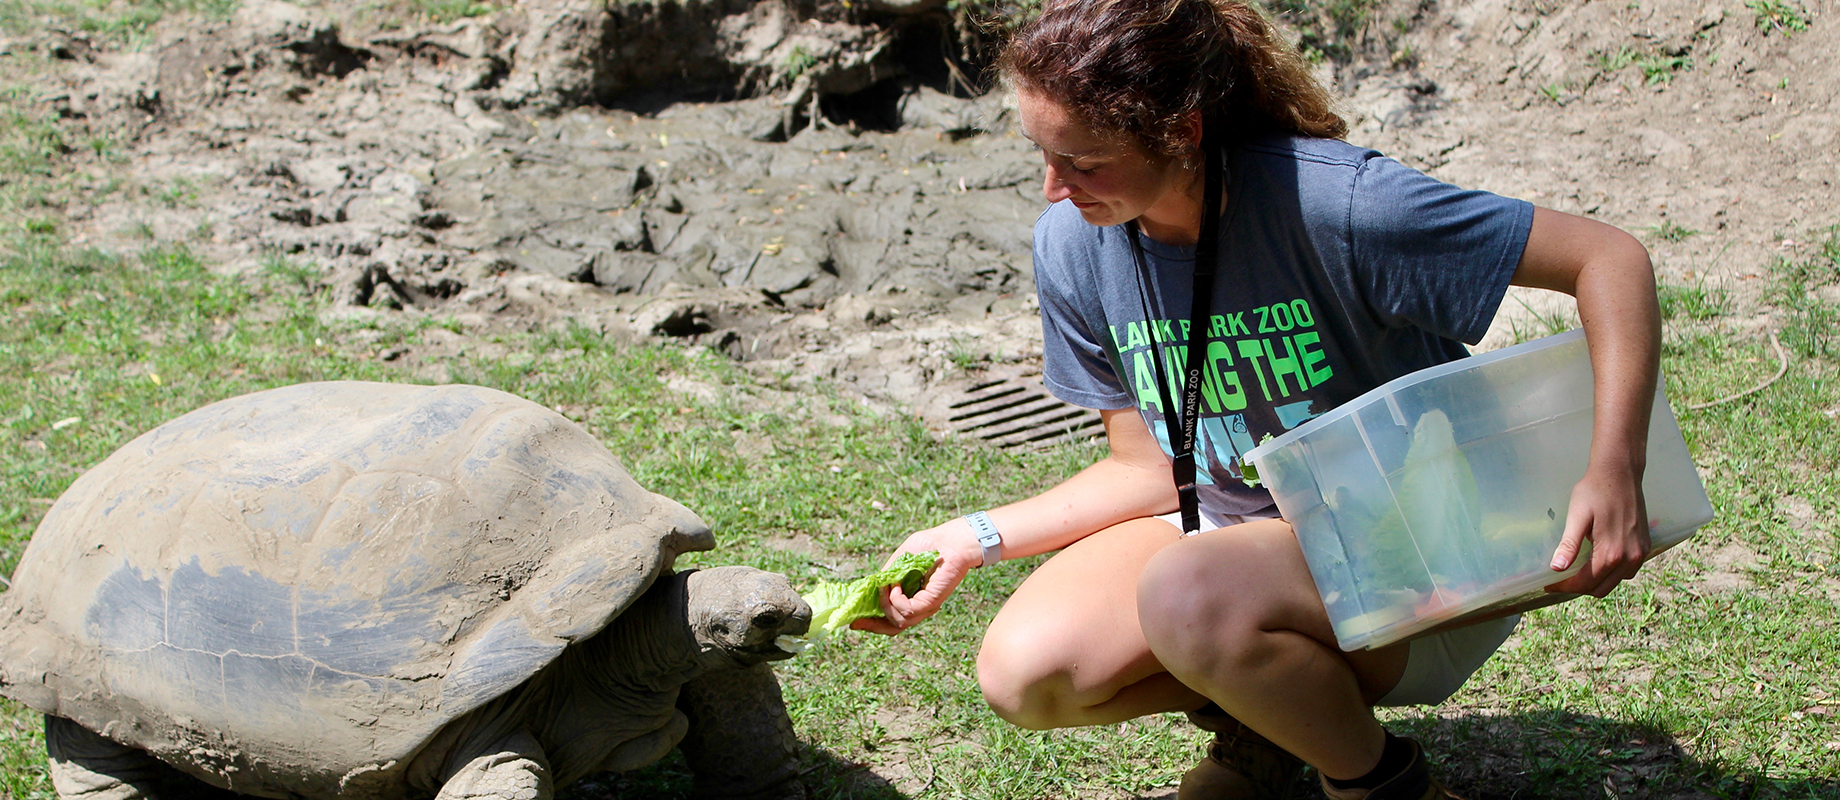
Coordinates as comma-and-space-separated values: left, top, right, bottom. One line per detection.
18, 0, 1838, 435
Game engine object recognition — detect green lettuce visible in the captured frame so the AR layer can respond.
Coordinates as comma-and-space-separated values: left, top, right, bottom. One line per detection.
802, 550, 939, 638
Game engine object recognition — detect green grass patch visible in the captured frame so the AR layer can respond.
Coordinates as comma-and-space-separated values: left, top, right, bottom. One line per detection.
782, 45, 818, 81
1267, 0, 1382, 62
1504, 294, 1580, 344
1648, 219, 1699, 243
358, 0, 503, 28
1658, 280, 1729, 322
1592, 46, 1692, 90
1636, 54, 1691, 85
406, 0, 498, 21
1770, 225, 1840, 361
1595, 45, 1641, 74
0, 101, 70, 221
0, 0, 239, 41
1747, 0, 1812, 34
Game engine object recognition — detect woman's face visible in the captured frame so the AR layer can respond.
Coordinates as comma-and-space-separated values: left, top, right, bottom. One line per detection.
1015, 88, 1197, 236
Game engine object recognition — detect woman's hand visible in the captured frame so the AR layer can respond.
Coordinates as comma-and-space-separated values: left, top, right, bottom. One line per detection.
1546, 459, 1653, 597
851, 518, 984, 635
1514, 206, 1661, 601
851, 410, 1179, 635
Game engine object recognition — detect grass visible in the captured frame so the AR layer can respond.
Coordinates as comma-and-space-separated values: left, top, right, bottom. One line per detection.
783, 45, 818, 82
1746, 0, 1811, 34
0, 229, 1134, 798
1595, 45, 1641, 74
0, 0, 238, 40
1649, 220, 1699, 243
1592, 46, 1693, 89
7, 230, 1835, 800
1268, 0, 1383, 62
1505, 294, 1580, 344
1, 10, 1838, 800
1657, 279, 1730, 322
946, 334, 987, 372
406, 0, 498, 21
1636, 54, 1691, 86
1770, 225, 1840, 361
0, 0, 502, 39
357, 0, 503, 28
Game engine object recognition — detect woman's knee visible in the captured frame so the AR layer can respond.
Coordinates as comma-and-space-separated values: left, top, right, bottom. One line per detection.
1139, 541, 1232, 632
1135, 537, 1285, 671
975, 618, 1075, 729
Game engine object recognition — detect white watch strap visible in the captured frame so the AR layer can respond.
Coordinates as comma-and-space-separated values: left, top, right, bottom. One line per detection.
966, 511, 1002, 568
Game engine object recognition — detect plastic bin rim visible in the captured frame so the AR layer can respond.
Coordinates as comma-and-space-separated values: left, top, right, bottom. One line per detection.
1243, 329, 1586, 467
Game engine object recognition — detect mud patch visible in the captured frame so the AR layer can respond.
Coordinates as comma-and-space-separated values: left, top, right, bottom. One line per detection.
18, 0, 1840, 425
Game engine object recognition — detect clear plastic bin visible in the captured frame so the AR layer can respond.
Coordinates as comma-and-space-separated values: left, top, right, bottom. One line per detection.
1243, 330, 1712, 651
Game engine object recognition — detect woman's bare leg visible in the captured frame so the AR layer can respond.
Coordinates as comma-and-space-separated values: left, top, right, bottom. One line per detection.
977, 517, 1206, 729
1136, 519, 1410, 781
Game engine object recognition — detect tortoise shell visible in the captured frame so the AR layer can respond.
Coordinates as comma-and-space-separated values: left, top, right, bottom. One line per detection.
0, 381, 713, 796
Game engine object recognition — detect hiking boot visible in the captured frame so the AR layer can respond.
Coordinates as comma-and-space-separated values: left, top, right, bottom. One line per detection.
1317, 737, 1461, 800
1176, 703, 1306, 800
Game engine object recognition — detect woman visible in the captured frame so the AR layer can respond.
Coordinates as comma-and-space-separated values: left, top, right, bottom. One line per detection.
856, 0, 1660, 797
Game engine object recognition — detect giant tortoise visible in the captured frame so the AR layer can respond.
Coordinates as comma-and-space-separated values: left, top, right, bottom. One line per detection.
0, 381, 811, 799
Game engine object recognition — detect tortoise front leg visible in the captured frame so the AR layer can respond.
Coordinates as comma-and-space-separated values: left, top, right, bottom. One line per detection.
437, 731, 553, 800
44, 715, 164, 800
676, 663, 806, 800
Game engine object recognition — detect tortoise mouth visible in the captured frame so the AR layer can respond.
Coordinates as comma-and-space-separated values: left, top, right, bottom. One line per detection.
741, 639, 800, 662
745, 614, 810, 661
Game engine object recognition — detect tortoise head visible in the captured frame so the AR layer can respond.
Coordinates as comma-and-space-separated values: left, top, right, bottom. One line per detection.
683, 566, 811, 667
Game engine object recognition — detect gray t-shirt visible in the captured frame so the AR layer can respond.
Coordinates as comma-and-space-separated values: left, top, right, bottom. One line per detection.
1037, 136, 1534, 517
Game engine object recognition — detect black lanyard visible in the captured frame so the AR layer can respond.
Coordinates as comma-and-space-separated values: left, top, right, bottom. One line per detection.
1125, 140, 1223, 536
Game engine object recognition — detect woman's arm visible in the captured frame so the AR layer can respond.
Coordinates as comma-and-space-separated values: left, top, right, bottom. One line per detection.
1511, 206, 1661, 598
854, 407, 1177, 633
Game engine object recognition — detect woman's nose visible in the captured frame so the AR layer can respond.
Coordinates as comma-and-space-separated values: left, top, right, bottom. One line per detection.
1042, 162, 1075, 203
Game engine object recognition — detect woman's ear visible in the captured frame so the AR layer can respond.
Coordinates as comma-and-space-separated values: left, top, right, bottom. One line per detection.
1181, 110, 1204, 151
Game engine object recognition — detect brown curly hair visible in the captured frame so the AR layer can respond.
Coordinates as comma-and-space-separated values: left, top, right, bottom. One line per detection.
998, 0, 1346, 157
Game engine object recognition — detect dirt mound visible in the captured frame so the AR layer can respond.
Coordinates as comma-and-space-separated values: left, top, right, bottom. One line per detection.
1341, 0, 1838, 348
18, 0, 1838, 425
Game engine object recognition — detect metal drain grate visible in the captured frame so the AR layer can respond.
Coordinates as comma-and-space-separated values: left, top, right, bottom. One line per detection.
948, 377, 1104, 449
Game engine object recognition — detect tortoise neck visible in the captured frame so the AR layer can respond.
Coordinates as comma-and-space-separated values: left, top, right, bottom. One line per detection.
577, 571, 712, 694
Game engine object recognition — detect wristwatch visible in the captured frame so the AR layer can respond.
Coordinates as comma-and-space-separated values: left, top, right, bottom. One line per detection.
966, 510, 1002, 568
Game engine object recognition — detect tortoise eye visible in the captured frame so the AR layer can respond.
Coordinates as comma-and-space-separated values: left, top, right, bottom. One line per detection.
751, 610, 785, 630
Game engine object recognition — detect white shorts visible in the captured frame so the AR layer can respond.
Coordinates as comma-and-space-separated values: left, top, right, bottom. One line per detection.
1152, 510, 1518, 707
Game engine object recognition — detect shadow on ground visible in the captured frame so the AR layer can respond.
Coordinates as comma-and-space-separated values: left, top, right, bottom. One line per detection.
80, 711, 1836, 799
562, 710, 1839, 800
1135, 709, 1840, 800
561, 744, 905, 800
1391, 709, 1840, 800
